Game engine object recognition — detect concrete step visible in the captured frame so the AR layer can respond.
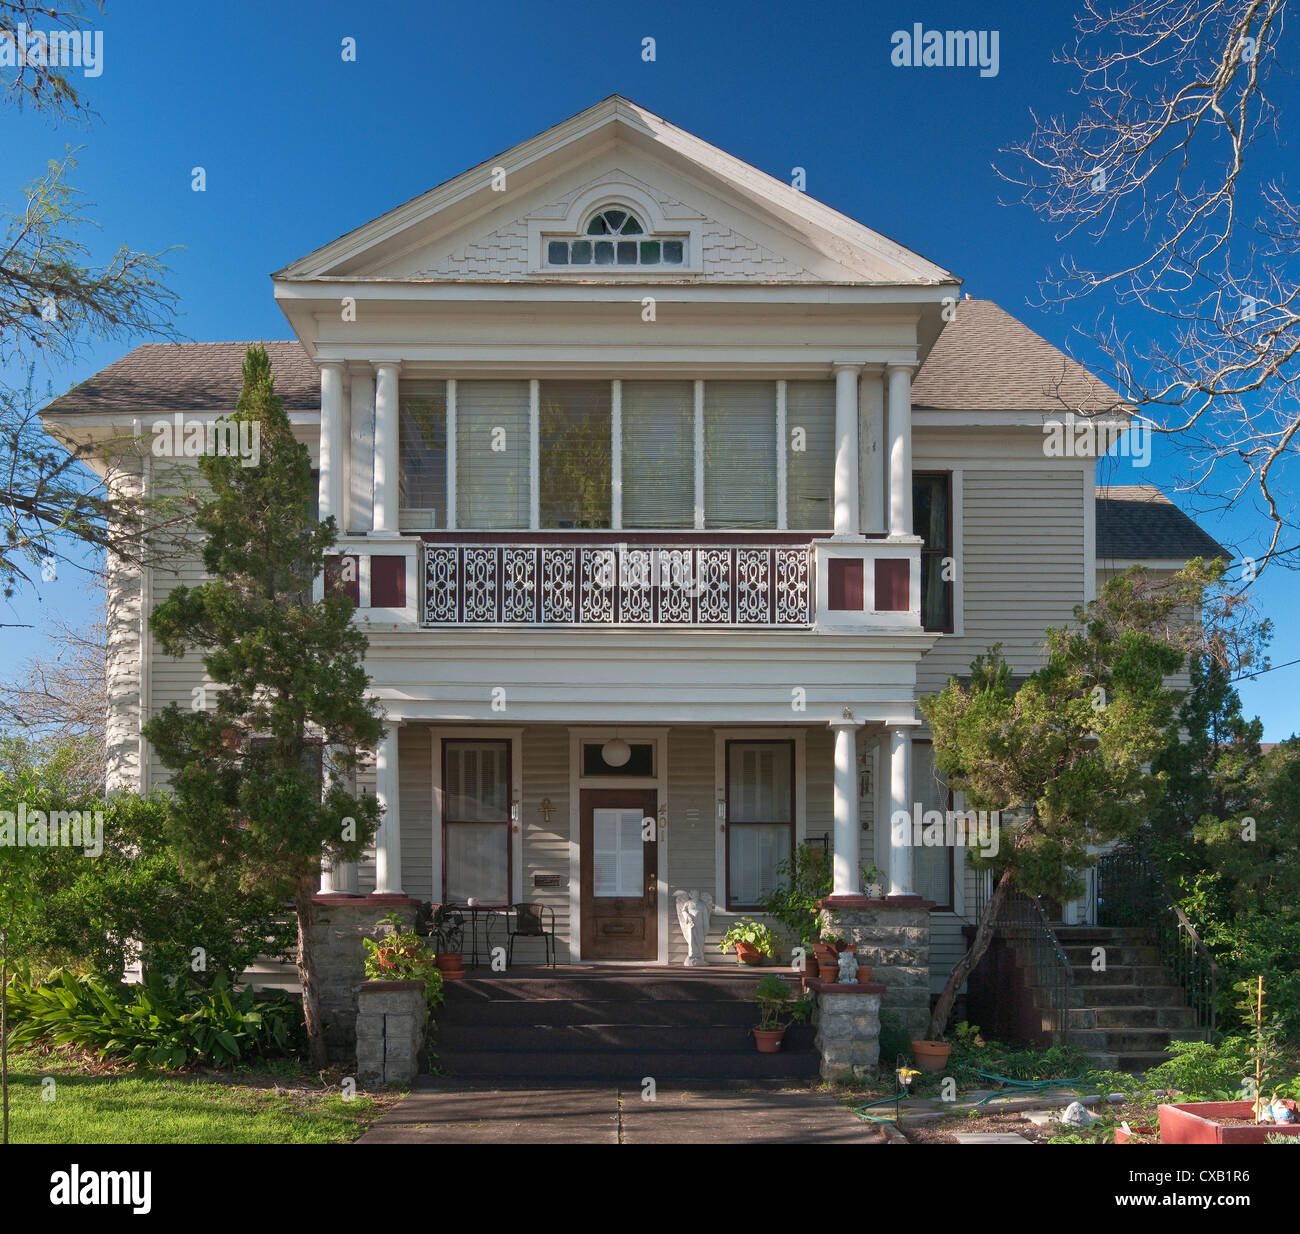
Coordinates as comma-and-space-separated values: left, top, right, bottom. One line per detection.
433, 1048, 820, 1082
1066, 983, 1187, 1008
1059, 943, 1160, 966
437, 1022, 817, 1052
1079, 1050, 1171, 1073
1068, 1027, 1205, 1053
439, 997, 765, 1029
1053, 926, 1156, 943
442, 973, 794, 1003
1068, 1005, 1199, 1030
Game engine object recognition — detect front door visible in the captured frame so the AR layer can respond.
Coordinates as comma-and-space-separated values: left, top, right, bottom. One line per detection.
580, 789, 658, 960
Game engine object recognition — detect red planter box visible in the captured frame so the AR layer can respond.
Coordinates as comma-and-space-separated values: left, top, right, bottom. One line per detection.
1158, 1101, 1300, 1145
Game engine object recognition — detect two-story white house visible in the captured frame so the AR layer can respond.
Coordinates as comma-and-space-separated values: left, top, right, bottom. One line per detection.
44, 97, 1224, 1014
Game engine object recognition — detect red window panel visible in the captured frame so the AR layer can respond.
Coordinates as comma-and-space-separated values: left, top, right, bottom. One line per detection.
827, 558, 864, 611
370, 555, 407, 608
874, 558, 909, 612
324, 554, 359, 606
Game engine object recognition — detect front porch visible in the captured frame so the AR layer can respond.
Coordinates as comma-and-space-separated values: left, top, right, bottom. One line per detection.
317, 719, 935, 968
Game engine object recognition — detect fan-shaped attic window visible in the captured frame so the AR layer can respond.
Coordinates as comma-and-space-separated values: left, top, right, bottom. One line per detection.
546, 207, 685, 269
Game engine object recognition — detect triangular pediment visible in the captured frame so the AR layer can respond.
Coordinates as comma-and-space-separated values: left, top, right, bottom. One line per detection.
275, 97, 956, 287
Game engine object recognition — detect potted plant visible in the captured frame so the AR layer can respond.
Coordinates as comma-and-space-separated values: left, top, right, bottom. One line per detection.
363, 912, 445, 1008
762, 842, 831, 976
430, 903, 467, 979
752, 974, 810, 1052
719, 919, 779, 965
861, 862, 885, 899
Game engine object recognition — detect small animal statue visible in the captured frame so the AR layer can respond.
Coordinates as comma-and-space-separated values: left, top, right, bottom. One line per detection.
674, 889, 715, 967
837, 949, 858, 983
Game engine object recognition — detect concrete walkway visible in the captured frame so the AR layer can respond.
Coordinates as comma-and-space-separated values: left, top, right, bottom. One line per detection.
357, 1084, 886, 1145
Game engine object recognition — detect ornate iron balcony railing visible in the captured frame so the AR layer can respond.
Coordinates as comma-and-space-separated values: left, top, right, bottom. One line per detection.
421, 540, 813, 627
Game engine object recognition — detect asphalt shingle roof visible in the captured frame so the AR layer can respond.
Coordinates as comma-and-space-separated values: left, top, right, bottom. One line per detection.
913, 298, 1125, 414
1096, 485, 1228, 562
42, 341, 318, 416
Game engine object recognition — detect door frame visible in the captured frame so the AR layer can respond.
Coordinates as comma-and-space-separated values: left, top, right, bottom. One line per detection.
568, 728, 668, 963
579, 788, 659, 961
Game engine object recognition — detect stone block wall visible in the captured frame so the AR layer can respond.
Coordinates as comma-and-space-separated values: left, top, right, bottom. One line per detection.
812, 982, 883, 1082
356, 981, 426, 1086
819, 896, 931, 1040
311, 893, 419, 1060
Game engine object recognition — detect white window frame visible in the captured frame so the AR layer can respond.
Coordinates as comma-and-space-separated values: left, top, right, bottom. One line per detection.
430, 727, 524, 907
405, 376, 837, 532
713, 728, 807, 914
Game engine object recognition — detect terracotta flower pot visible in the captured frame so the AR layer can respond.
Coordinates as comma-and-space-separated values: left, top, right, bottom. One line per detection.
813, 944, 837, 967
818, 961, 841, 983
734, 942, 763, 965
435, 953, 463, 973
855, 965, 873, 984
753, 1027, 786, 1053
911, 1040, 952, 1072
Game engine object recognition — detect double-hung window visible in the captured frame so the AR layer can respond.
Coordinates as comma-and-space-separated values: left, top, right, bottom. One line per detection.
442, 740, 511, 905
914, 472, 954, 632
726, 740, 794, 909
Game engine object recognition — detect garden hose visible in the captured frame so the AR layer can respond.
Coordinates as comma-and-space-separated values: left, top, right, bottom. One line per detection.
851, 1069, 1098, 1123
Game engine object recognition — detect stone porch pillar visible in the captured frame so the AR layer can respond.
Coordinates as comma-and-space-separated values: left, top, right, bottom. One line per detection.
371, 362, 401, 535
886, 363, 913, 538
888, 725, 915, 898
832, 362, 862, 538
373, 724, 403, 895
318, 362, 346, 527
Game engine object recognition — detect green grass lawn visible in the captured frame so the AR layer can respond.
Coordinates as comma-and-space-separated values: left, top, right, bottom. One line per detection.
2, 1052, 400, 1144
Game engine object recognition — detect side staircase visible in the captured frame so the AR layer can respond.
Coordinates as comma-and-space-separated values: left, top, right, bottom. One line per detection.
1052, 926, 1206, 1071
431, 968, 820, 1086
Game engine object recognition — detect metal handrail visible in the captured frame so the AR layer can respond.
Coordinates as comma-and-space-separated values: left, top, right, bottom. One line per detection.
991, 889, 1074, 1045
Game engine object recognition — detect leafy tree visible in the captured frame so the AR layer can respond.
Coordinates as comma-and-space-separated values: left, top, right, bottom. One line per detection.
920, 563, 1207, 1039
1148, 655, 1300, 1035
142, 346, 384, 1068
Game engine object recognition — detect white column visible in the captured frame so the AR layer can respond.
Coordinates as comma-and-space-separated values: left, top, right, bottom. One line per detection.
528, 378, 540, 530
348, 369, 375, 534
371, 362, 400, 535
610, 379, 623, 530
831, 721, 861, 896
775, 379, 788, 531
318, 363, 346, 527
373, 725, 403, 895
319, 744, 358, 894
887, 363, 913, 538
860, 370, 886, 534
888, 726, 914, 898
833, 363, 862, 538
446, 379, 458, 531
693, 379, 705, 530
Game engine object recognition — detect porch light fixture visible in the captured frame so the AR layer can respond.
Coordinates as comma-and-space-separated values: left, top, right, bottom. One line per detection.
600, 736, 632, 768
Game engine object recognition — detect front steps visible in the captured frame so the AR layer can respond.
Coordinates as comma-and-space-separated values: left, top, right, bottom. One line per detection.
431, 967, 820, 1086
1048, 927, 1205, 1072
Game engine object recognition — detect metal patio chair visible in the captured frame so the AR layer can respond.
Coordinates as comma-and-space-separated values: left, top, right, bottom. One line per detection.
506, 901, 557, 968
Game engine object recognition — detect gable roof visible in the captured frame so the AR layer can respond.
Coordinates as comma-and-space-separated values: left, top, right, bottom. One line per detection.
1096, 485, 1228, 562
913, 298, 1125, 414
42, 341, 318, 417
274, 95, 958, 286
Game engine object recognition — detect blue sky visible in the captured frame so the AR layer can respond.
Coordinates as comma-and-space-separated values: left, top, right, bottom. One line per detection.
2, 0, 1296, 735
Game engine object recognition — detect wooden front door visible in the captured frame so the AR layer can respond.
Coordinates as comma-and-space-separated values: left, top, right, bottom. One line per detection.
580, 789, 658, 961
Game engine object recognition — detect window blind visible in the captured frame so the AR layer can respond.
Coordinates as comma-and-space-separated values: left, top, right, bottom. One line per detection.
621, 381, 695, 529
456, 381, 530, 529
785, 380, 835, 530
399, 380, 447, 529
539, 381, 611, 528
704, 382, 777, 528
